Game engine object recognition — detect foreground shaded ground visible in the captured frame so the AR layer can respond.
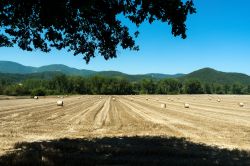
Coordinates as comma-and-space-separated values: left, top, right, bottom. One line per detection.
0, 136, 249, 166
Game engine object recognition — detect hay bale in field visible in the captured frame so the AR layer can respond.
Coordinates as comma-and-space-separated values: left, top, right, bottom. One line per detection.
146, 98, 149, 100
61, 96, 64, 99
239, 102, 244, 107
57, 100, 63, 106
184, 103, 189, 108
130, 98, 133, 101
57, 96, 60, 98
99, 96, 102, 99
112, 97, 116, 101
34, 96, 38, 99
217, 99, 221, 102
161, 103, 166, 108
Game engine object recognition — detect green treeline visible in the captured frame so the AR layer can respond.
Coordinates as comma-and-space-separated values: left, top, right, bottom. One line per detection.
1, 75, 250, 96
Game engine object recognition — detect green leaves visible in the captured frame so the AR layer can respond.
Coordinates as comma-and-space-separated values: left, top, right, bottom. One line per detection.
0, 0, 195, 63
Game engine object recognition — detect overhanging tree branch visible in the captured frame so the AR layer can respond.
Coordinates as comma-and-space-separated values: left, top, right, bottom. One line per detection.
0, 0, 196, 63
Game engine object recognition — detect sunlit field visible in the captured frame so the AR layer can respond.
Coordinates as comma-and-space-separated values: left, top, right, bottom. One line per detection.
0, 95, 250, 165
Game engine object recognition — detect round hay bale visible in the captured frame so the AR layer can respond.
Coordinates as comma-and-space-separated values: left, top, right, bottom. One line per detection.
112, 97, 116, 101
184, 103, 189, 108
57, 96, 60, 98
239, 102, 244, 107
130, 98, 133, 101
34, 96, 38, 99
99, 96, 102, 99
57, 100, 63, 106
161, 103, 166, 108
217, 99, 221, 102
146, 98, 149, 101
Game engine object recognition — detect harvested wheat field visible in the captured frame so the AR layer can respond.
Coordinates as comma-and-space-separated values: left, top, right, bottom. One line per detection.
0, 95, 250, 165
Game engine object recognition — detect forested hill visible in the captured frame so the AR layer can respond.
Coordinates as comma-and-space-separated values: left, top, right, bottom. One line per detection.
0, 61, 35, 74
1, 61, 250, 85
1, 62, 250, 95
0, 72, 64, 83
0, 61, 183, 81
181, 68, 250, 85
0, 61, 96, 76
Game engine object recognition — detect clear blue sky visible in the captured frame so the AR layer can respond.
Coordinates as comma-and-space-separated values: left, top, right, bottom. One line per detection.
0, 0, 250, 75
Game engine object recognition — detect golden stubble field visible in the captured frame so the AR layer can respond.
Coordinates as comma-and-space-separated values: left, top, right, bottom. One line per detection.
0, 94, 250, 156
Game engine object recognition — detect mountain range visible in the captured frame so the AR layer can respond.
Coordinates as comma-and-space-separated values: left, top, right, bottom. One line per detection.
0, 61, 184, 81
1, 61, 250, 85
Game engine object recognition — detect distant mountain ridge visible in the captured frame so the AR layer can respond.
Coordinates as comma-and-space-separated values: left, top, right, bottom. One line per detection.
0, 61, 184, 81
1, 61, 250, 84
181, 67, 250, 85
0, 61, 35, 74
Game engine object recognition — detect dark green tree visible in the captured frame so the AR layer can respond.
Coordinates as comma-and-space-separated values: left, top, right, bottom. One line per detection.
156, 80, 169, 94
232, 83, 244, 94
185, 80, 204, 94
204, 83, 212, 94
168, 79, 182, 94
89, 76, 105, 94
4, 84, 29, 96
0, 0, 195, 63
23, 79, 47, 90
140, 79, 156, 94
248, 85, 250, 94
116, 78, 133, 95
131, 82, 140, 94
68, 76, 87, 94
213, 84, 223, 94
100, 78, 115, 94
223, 84, 231, 94
157, 79, 181, 94
0, 80, 4, 95
50, 75, 69, 94
31, 88, 47, 96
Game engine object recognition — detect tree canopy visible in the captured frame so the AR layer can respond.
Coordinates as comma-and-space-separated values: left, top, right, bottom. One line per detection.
0, 0, 195, 63
1, 74, 250, 96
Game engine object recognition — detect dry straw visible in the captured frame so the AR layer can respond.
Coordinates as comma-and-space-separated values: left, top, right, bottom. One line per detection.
161, 103, 166, 108
239, 102, 244, 107
57, 100, 63, 106
184, 103, 190, 108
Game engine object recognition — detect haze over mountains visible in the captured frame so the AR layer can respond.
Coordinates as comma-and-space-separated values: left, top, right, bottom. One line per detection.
1, 61, 250, 85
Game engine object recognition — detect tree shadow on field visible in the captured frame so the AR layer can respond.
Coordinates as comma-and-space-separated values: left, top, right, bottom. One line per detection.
0, 136, 249, 166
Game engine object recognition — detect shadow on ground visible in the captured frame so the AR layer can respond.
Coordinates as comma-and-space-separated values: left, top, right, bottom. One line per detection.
0, 136, 249, 166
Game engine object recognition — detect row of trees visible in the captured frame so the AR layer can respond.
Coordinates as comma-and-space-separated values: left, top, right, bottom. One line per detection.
1, 75, 250, 96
